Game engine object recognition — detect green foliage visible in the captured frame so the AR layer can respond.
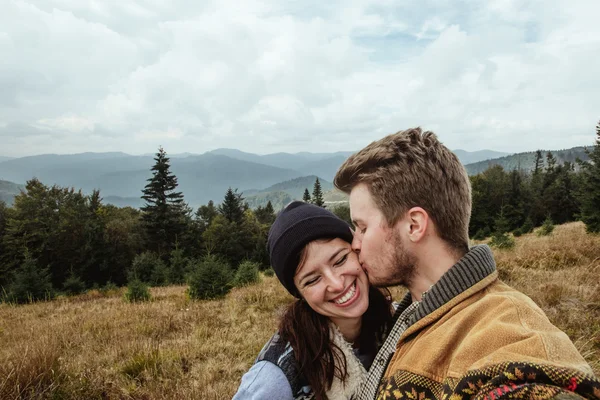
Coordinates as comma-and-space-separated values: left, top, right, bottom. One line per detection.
234, 261, 261, 287
512, 228, 523, 237
195, 200, 218, 230
537, 217, 555, 237
1, 178, 106, 289
312, 178, 325, 207
489, 232, 515, 249
254, 201, 276, 225
150, 261, 170, 286
63, 273, 86, 296
302, 188, 311, 203
125, 279, 151, 303
520, 217, 534, 234
263, 268, 275, 277
168, 247, 188, 284
187, 255, 233, 300
130, 252, 165, 284
473, 226, 491, 241
141, 147, 189, 256
493, 210, 511, 234
3, 253, 53, 304
218, 188, 245, 223
331, 203, 352, 226
578, 121, 600, 233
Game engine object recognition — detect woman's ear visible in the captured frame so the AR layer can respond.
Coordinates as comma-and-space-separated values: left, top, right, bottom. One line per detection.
406, 207, 429, 243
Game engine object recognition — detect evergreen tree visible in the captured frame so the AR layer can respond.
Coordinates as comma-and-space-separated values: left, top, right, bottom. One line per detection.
141, 147, 187, 256
529, 150, 546, 225
312, 178, 325, 207
332, 204, 352, 226
303, 188, 311, 203
255, 201, 275, 225
4, 252, 53, 304
0, 201, 11, 287
218, 188, 245, 224
579, 121, 600, 233
195, 200, 218, 229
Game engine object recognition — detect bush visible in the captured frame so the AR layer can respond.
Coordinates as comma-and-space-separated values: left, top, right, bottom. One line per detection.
520, 217, 534, 234
473, 226, 491, 241
234, 261, 260, 287
169, 247, 188, 285
150, 261, 170, 287
489, 232, 515, 249
129, 252, 165, 284
187, 255, 233, 300
537, 216, 555, 237
4, 254, 53, 304
100, 281, 120, 296
513, 228, 523, 237
125, 279, 151, 303
63, 273, 86, 296
263, 268, 275, 277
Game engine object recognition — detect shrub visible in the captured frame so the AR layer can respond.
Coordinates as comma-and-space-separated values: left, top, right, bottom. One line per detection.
263, 268, 275, 277
489, 232, 515, 249
234, 261, 260, 287
513, 228, 523, 237
537, 216, 555, 237
520, 217, 534, 234
169, 247, 188, 285
473, 226, 491, 241
4, 254, 53, 304
125, 279, 151, 303
150, 261, 170, 287
129, 252, 164, 284
63, 273, 86, 296
187, 255, 233, 300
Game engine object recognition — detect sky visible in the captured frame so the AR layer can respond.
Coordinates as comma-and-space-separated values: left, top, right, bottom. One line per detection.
1, 0, 599, 157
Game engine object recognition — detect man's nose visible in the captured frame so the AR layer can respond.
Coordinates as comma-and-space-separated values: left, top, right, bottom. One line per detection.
352, 234, 362, 253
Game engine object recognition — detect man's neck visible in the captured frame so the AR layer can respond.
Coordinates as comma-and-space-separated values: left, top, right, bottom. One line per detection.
408, 243, 464, 302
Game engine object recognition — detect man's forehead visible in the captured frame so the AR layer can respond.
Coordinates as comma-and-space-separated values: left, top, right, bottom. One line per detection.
349, 184, 374, 208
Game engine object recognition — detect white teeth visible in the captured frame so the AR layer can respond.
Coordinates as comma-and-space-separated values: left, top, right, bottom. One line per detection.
334, 282, 356, 305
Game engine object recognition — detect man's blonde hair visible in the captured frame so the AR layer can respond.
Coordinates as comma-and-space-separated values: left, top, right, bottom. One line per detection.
334, 127, 471, 253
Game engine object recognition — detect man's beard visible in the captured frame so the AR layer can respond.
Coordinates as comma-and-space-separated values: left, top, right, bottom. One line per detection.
370, 229, 417, 288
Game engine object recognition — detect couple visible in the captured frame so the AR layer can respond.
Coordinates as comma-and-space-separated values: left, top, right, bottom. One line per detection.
234, 128, 599, 400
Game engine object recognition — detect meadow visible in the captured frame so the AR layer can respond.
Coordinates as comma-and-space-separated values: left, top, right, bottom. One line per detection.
1, 222, 599, 399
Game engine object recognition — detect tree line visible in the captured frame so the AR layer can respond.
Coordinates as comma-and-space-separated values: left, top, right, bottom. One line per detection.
1, 122, 599, 303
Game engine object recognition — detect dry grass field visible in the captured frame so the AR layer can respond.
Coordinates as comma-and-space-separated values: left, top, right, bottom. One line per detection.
1, 222, 599, 399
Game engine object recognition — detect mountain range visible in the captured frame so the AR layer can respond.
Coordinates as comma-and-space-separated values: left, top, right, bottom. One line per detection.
0, 146, 587, 209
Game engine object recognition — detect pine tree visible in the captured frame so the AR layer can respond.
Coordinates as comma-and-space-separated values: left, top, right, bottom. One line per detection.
5, 252, 53, 304
255, 201, 275, 225
303, 188, 311, 203
195, 200, 218, 229
141, 147, 187, 256
312, 178, 325, 207
579, 121, 600, 233
218, 188, 245, 223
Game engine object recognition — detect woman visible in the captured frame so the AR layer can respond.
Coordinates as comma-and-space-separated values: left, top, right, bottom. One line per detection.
233, 201, 393, 400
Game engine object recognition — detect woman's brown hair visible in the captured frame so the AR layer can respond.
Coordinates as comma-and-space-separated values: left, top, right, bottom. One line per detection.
278, 283, 392, 400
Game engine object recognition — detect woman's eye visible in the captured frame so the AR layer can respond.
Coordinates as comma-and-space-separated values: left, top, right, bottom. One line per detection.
334, 254, 348, 266
305, 277, 319, 286
360, 227, 366, 234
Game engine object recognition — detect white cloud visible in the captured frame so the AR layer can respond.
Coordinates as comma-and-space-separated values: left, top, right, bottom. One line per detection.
1, 0, 599, 157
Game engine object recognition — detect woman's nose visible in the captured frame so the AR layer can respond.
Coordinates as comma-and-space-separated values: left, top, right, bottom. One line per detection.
326, 271, 345, 293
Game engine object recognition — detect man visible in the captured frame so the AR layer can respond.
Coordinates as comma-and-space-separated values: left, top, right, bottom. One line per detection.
334, 128, 599, 400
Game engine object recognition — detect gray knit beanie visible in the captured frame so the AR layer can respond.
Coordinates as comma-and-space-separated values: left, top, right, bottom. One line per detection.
267, 201, 353, 297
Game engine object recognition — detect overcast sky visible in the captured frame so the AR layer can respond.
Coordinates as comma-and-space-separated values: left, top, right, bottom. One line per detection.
1, 0, 599, 157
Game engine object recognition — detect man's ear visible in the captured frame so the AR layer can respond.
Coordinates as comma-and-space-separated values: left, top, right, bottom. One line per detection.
406, 207, 429, 242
